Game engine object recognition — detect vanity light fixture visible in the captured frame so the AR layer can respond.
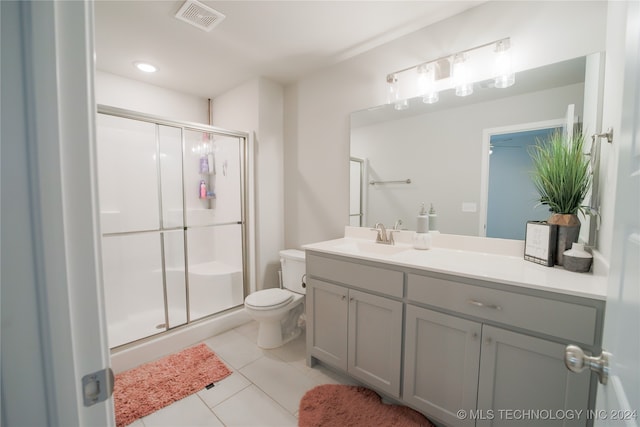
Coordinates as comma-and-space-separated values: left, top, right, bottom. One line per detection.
134, 61, 158, 73
417, 63, 439, 104
494, 39, 515, 88
386, 74, 409, 110
452, 53, 473, 97
386, 74, 398, 104
384, 37, 514, 107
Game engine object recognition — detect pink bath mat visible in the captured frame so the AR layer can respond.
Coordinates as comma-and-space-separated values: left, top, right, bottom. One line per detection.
113, 343, 232, 427
298, 384, 435, 427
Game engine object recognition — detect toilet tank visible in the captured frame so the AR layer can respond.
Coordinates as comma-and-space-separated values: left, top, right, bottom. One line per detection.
280, 249, 306, 294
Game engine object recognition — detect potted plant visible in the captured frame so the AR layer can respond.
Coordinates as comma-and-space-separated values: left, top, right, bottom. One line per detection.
529, 129, 592, 265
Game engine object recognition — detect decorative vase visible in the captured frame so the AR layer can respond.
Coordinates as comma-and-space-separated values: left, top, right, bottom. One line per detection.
548, 213, 581, 266
563, 243, 593, 273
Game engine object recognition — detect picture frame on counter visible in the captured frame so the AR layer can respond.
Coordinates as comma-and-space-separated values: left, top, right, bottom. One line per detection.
524, 221, 558, 267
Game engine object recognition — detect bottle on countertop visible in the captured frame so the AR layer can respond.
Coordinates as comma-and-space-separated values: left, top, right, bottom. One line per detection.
413, 203, 431, 250
428, 203, 438, 232
416, 203, 429, 233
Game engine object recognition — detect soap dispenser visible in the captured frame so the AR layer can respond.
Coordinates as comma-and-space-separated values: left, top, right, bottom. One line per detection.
417, 203, 428, 233
413, 203, 432, 250
428, 203, 438, 232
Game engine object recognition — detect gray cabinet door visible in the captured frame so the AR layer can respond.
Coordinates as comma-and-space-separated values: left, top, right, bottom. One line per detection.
403, 305, 481, 427
306, 278, 348, 370
477, 325, 591, 427
348, 289, 403, 398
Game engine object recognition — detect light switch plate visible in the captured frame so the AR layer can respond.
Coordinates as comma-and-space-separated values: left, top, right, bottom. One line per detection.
462, 202, 477, 212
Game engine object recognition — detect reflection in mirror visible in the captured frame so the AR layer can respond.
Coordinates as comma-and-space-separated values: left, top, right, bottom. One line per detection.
350, 54, 603, 242
350, 157, 365, 226
486, 126, 560, 239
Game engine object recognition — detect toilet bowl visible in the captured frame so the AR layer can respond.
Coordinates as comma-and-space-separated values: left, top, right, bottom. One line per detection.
244, 249, 306, 349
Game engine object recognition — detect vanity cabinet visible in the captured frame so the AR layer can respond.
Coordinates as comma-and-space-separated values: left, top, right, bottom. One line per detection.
403, 303, 592, 427
476, 326, 591, 427
305, 249, 604, 427
306, 279, 348, 370
306, 254, 403, 398
406, 273, 598, 427
403, 305, 481, 427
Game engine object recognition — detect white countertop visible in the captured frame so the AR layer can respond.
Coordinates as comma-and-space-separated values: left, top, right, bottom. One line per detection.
302, 228, 608, 301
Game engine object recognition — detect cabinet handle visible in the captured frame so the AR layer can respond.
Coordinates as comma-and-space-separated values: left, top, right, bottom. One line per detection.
467, 299, 502, 311
341, 295, 346, 301
349, 297, 354, 302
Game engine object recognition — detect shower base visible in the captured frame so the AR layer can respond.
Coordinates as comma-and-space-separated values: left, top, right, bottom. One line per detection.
110, 307, 250, 373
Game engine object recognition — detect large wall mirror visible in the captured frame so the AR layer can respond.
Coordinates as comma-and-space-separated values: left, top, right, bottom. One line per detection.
350, 53, 604, 243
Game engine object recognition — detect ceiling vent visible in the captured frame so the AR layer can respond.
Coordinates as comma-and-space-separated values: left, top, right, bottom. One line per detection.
175, 0, 225, 32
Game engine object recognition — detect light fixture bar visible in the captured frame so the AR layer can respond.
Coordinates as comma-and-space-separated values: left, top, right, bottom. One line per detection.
386, 37, 510, 81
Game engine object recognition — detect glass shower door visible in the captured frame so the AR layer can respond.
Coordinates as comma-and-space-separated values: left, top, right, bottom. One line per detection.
97, 114, 166, 347
96, 108, 247, 348
158, 125, 187, 329
183, 131, 245, 321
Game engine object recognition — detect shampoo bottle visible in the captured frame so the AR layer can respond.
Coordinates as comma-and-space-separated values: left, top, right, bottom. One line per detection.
199, 180, 207, 199
428, 203, 438, 232
200, 157, 209, 174
416, 203, 429, 233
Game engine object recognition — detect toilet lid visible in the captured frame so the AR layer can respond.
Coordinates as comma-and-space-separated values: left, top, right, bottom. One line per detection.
245, 288, 293, 309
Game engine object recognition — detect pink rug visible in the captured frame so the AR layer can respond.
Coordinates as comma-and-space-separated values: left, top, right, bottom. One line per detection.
298, 384, 435, 427
113, 343, 232, 427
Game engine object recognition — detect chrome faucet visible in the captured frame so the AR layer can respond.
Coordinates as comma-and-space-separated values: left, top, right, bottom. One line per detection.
373, 222, 395, 245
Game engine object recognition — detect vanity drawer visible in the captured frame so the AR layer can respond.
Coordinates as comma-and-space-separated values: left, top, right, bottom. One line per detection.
307, 253, 403, 298
407, 274, 597, 345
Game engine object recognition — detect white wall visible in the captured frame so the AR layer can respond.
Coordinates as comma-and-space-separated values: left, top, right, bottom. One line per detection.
213, 77, 285, 291
352, 83, 584, 236
95, 71, 209, 123
284, 1, 608, 249
596, 1, 629, 263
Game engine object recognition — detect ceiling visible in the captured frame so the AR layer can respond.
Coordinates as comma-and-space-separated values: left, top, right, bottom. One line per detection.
94, 0, 483, 98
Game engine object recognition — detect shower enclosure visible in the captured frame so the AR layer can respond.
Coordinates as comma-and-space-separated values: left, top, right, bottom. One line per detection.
96, 106, 249, 348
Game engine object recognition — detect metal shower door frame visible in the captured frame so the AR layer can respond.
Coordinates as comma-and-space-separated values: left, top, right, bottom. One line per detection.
97, 104, 250, 346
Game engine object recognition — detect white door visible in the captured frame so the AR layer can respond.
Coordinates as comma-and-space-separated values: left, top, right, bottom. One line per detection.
2, 1, 114, 425
594, 1, 640, 424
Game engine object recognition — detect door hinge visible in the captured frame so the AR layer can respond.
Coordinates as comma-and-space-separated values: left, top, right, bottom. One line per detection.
82, 368, 114, 407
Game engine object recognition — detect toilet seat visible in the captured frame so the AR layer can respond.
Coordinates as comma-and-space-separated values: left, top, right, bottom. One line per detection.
245, 288, 293, 310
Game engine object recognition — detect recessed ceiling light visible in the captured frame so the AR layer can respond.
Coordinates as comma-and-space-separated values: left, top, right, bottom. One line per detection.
134, 61, 157, 73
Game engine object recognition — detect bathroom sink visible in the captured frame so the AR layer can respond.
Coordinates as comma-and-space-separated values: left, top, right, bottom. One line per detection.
332, 240, 411, 256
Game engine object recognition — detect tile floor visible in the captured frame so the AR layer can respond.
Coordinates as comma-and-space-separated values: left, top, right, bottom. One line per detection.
126, 321, 355, 426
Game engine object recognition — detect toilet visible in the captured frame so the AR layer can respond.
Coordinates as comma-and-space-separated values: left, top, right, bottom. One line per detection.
244, 249, 306, 349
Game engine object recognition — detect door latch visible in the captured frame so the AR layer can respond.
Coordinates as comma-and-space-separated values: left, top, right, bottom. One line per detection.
82, 368, 114, 407
564, 344, 611, 385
